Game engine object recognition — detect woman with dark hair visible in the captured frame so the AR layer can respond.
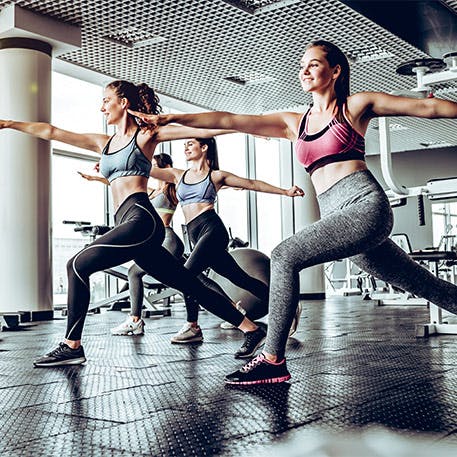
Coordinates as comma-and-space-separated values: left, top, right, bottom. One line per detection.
0, 80, 277, 366
148, 136, 303, 356
129, 40, 457, 385
81, 152, 185, 336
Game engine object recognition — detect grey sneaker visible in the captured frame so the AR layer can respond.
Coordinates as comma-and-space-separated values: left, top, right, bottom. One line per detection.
288, 302, 302, 337
34, 342, 86, 367
111, 316, 145, 335
171, 323, 203, 344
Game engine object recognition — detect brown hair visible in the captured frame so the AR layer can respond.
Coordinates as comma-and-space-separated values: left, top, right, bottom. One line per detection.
153, 153, 178, 206
106, 80, 162, 126
306, 40, 350, 123
194, 137, 219, 170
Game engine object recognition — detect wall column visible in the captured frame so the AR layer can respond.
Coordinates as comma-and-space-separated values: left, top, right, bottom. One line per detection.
0, 38, 53, 318
0, 5, 80, 322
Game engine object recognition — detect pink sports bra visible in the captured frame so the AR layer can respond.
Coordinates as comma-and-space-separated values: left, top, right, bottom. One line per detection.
295, 106, 365, 175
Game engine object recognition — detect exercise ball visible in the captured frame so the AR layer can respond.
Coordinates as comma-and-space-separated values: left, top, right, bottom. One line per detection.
208, 248, 270, 320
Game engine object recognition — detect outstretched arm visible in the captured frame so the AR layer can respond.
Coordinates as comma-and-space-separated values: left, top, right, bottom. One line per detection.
351, 92, 457, 120
0, 119, 108, 153
153, 124, 237, 142
129, 109, 300, 141
77, 171, 109, 185
149, 166, 183, 184
216, 170, 304, 197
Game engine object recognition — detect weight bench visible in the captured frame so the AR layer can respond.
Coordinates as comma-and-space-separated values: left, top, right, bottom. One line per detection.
88, 265, 181, 317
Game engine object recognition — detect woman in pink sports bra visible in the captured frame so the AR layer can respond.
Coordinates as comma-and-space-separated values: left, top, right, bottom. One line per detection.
128, 40, 457, 386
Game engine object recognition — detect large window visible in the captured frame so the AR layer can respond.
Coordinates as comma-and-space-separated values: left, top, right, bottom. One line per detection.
52, 73, 104, 155
432, 201, 457, 249
255, 137, 282, 255
52, 155, 106, 304
216, 134, 248, 243
52, 72, 105, 305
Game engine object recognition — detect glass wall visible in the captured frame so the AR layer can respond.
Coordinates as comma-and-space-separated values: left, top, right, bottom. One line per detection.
52, 72, 104, 155
52, 73, 106, 305
254, 137, 282, 255
52, 154, 106, 305
432, 201, 457, 250
216, 134, 249, 243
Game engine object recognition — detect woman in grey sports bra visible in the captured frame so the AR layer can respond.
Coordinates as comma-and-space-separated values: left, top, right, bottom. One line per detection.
0, 80, 274, 367
80, 152, 185, 336
149, 136, 304, 354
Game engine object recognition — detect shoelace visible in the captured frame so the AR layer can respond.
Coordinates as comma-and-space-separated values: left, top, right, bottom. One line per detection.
240, 353, 265, 373
48, 342, 68, 357
242, 328, 261, 348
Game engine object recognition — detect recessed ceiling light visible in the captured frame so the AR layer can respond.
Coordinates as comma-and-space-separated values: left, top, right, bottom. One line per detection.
224, 73, 276, 86
104, 27, 166, 48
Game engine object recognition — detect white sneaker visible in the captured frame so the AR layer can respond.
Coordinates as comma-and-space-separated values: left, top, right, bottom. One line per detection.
288, 302, 302, 337
111, 316, 145, 336
170, 323, 203, 344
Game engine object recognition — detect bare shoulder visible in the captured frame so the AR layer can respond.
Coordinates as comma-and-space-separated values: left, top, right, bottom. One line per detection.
210, 169, 226, 184
280, 111, 309, 139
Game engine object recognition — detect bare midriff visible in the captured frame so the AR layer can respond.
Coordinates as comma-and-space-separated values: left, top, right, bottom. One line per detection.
311, 160, 368, 195
110, 175, 149, 211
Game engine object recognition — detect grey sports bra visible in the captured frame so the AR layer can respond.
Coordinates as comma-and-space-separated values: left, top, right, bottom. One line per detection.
150, 191, 177, 215
99, 128, 151, 183
176, 170, 217, 206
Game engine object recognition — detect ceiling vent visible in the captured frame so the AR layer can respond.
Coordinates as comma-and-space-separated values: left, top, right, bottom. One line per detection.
104, 27, 166, 48
222, 0, 302, 15
224, 72, 276, 86
346, 46, 395, 63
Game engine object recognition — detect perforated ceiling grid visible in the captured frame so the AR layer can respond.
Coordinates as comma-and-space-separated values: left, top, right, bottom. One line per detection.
0, 0, 456, 153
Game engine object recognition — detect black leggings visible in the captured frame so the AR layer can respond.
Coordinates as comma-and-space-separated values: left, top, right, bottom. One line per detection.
65, 193, 245, 340
184, 210, 269, 322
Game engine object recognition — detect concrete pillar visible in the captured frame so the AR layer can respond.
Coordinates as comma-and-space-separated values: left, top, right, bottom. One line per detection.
280, 139, 325, 299
0, 38, 53, 317
0, 5, 80, 320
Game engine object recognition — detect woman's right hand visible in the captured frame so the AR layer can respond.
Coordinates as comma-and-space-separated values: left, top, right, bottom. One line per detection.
77, 171, 108, 183
0, 120, 11, 129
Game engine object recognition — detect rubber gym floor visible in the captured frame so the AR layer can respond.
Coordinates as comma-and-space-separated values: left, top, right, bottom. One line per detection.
2, 296, 457, 456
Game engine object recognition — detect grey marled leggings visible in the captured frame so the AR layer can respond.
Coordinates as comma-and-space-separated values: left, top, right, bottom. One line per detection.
264, 170, 457, 359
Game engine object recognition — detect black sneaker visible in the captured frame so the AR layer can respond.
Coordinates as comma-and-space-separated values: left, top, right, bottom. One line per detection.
225, 353, 291, 385
235, 322, 267, 359
33, 342, 86, 367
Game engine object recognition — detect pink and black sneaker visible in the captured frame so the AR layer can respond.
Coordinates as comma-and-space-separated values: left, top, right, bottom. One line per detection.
224, 353, 291, 385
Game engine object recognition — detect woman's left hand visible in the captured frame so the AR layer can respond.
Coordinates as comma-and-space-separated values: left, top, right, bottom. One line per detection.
286, 185, 305, 197
127, 110, 170, 127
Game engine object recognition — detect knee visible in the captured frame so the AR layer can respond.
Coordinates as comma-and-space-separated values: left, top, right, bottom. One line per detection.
128, 264, 143, 280
271, 242, 290, 265
66, 256, 77, 277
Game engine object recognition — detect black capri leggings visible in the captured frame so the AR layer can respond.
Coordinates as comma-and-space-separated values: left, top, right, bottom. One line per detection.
184, 209, 269, 322
65, 193, 245, 340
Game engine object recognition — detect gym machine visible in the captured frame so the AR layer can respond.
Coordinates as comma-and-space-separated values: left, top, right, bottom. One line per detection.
379, 54, 457, 336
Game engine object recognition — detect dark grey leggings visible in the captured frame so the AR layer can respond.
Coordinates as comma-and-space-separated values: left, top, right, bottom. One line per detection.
128, 227, 185, 317
264, 170, 457, 359
184, 210, 269, 322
